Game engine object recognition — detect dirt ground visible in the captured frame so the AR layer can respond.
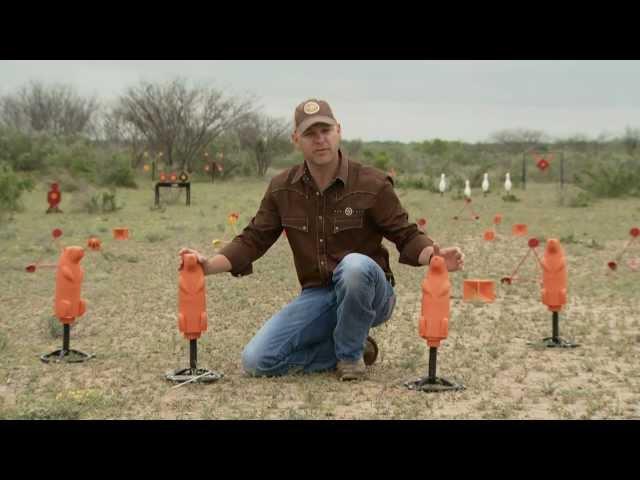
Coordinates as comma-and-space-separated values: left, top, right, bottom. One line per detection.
1, 179, 639, 419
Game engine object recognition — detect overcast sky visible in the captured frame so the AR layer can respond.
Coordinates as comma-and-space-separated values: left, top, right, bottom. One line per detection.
0, 60, 638, 143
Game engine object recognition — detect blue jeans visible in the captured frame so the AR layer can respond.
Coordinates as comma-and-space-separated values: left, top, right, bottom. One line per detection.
242, 253, 396, 376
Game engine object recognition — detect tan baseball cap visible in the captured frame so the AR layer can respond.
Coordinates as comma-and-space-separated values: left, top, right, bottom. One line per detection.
294, 99, 337, 134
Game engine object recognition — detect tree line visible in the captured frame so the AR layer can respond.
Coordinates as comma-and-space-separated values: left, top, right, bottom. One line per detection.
1, 78, 639, 185
0, 78, 292, 178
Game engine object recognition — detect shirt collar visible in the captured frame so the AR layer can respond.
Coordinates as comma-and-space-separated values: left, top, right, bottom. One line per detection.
291, 149, 349, 186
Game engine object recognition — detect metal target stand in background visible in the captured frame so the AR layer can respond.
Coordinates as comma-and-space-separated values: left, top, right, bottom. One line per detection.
155, 171, 191, 208
521, 149, 565, 191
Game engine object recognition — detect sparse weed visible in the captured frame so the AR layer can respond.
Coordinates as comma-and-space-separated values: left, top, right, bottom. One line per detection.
0, 330, 7, 353
502, 193, 520, 202
145, 232, 168, 243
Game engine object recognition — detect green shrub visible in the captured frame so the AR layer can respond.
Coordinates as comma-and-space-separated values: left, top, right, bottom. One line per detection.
576, 157, 640, 198
0, 162, 35, 217
95, 151, 137, 188
556, 185, 594, 208
394, 174, 432, 191
371, 152, 391, 172
45, 169, 84, 192
46, 140, 96, 178
72, 186, 123, 214
0, 128, 55, 172
567, 191, 593, 207
237, 154, 257, 177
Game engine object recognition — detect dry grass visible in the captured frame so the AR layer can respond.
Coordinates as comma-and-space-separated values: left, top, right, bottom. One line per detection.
0, 176, 639, 419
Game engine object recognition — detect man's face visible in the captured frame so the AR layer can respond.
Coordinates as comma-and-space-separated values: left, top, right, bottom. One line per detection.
292, 123, 342, 167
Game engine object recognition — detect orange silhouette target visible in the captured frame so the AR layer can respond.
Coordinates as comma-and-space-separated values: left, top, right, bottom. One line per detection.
532, 239, 578, 348
40, 246, 94, 363
166, 253, 223, 386
405, 255, 464, 392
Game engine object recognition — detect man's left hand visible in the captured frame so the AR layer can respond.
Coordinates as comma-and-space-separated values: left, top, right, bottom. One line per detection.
419, 245, 465, 272
439, 246, 464, 272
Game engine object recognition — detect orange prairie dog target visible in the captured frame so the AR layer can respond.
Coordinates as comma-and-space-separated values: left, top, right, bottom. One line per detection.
87, 237, 101, 251
512, 224, 528, 236
113, 228, 129, 240
178, 254, 208, 340
541, 239, 567, 312
483, 230, 496, 241
54, 247, 87, 324
419, 255, 450, 348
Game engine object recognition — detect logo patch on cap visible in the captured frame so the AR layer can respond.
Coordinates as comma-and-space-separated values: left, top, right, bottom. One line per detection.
303, 101, 320, 115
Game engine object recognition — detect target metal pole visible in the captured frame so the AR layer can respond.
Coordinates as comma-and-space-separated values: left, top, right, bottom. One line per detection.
190, 339, 197, 371
63, 324, 70, 353
428, 347, 437, 383
552, 311, 559, 343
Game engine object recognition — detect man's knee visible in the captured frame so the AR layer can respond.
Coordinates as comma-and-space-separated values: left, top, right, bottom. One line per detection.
337, 253, 376, 288
241, 343, 263, 376
241, 343, 277, 377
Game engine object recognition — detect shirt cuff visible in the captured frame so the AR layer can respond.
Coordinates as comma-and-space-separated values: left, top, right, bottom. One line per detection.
218, 241, 254, 277
399, 233, 434, 266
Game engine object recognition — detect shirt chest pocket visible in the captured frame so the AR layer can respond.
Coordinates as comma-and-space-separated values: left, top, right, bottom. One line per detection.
332, 215, 364, 234
282, 216, 308, 233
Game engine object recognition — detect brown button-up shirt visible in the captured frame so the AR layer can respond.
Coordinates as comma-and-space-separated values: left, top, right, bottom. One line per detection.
218, 151, 434, 290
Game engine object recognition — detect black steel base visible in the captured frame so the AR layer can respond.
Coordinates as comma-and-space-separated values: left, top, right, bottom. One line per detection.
165, 368, 223, 384
529, 337, 579, 348
405, 346, 465, 392
40, 349, 94, 363
405, 376, 465, 393
529, 312, 579, 348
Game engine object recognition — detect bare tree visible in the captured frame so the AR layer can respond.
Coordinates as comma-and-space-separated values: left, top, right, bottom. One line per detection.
236, 112, 292, 176
0, 81, 99, 136
553, 133, 591, 154
490, 128, 549, 154
94, 106, 152, 167
622, 126, 640, 156
113, 78, 255, 171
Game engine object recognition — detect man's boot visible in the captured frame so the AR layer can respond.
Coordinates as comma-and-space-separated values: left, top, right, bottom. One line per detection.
336, 358, 366, 381
363, 336, 379, 366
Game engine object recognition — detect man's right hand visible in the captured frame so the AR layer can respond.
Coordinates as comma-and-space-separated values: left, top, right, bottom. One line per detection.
178, 248, 207, 267
178, 248, 232, 275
